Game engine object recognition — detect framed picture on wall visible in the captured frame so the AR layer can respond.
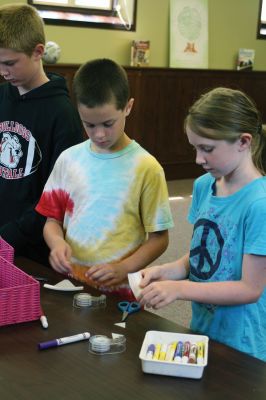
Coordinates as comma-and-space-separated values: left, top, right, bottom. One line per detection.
170, 0, 208, 69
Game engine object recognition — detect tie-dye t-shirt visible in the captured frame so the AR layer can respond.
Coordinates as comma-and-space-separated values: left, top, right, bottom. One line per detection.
188, 173, 266, 361
36, 139, 173, 296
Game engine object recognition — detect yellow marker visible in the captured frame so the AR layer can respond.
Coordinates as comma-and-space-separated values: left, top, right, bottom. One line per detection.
165, 342, 177, 362
196, 341, 204, 364
153, 343, 161, 360
158, 343, 168, 361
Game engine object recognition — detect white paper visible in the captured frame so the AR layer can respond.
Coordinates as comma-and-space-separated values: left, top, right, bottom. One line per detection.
128, 271, 142, 299
43, 279, 84, 292
114, 322, 126, 328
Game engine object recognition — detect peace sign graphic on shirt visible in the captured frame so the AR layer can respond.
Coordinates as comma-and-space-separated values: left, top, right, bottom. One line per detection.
190, 218, 224, 280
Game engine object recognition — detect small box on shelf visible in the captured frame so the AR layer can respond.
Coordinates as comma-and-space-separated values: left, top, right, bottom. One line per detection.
130, 40, 150, 67
236, 48, 255, 71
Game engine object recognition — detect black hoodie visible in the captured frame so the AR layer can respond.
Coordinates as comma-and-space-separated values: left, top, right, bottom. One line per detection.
0, 73, 83, 264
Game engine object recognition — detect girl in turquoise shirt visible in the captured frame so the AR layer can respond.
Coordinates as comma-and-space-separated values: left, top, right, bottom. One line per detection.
139, 87, 266, 361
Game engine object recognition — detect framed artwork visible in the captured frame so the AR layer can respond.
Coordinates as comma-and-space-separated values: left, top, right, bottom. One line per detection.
170, 0, 208, 69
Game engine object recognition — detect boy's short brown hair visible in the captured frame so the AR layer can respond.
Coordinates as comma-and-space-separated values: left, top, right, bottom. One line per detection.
0, 4, 45, 56
73, 58, 130, 110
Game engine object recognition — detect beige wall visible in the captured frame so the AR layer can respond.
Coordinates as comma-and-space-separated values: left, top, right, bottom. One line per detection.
0, 0, 265, 70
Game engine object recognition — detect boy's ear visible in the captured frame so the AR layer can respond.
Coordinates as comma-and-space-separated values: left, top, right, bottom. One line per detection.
32, 43, 45, 60
125, 98, 134, 116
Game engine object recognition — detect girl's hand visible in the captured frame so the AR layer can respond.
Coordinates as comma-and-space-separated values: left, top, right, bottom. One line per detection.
139, 265, 164, 288
138, 280, 181, 309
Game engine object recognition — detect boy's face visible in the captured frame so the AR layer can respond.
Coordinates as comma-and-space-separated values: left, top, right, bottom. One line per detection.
0, 46, 44, 93
78, 99, 134, 153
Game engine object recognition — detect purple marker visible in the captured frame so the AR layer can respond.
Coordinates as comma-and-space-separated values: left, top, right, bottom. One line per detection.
146, 344, 156, 359
173, 340, 183, 363
38, 332, 90, 350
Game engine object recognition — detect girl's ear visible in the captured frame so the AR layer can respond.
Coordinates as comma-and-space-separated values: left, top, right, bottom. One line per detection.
239, 133, 252, 151
125, 98, 134, 116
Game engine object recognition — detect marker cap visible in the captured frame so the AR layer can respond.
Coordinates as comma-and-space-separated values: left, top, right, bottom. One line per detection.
38, 339, 57, 350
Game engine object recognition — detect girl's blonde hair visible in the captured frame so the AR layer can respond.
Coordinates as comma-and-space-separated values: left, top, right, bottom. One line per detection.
185, 87, 266, 175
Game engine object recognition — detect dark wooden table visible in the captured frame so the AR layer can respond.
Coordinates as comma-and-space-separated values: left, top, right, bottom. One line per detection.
0, 257, 265, 400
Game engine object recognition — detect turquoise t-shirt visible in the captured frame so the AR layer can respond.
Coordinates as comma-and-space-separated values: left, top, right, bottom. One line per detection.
188, 173, 266, 361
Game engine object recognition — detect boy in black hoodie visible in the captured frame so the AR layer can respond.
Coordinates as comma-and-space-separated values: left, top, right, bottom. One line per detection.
0, 4, 83, 265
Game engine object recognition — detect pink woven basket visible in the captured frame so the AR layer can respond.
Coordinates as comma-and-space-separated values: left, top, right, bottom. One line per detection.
0, 256, 41, 327
0, 237, 14, 264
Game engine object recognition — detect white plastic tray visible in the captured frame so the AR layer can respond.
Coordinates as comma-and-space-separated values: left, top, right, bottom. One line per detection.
139, 330, 209, 379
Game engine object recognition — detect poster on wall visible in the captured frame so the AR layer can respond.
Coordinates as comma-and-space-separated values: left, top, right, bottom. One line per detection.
170, 0, 208, 69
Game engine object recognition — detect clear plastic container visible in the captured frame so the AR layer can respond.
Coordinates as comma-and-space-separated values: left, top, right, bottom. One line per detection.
73, 293, 106, 308
89, 334, 126, 355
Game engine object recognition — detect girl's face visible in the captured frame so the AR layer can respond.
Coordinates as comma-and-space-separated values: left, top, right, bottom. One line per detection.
78, 99, 133, 154
186, 126, 243, 179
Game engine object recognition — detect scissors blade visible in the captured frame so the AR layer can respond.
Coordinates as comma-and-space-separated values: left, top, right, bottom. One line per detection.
121, 311, 129, 322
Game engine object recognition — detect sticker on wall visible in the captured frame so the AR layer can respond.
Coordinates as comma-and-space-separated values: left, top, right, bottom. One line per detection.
170, 0, 208, 69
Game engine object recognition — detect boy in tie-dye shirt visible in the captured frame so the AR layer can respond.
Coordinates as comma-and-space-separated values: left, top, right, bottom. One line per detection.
36, 59, 173, 299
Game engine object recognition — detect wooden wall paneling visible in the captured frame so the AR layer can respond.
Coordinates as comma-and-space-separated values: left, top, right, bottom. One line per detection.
157, 71, 197, 169
240, 74, 266, 121
127, 68, 161, 157
151, 72, 183, 178
126, 69, 143, 144
45, 63, 78, 102
2, 64, 266, 180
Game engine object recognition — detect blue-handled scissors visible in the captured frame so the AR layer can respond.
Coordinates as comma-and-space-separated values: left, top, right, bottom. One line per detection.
117, 301, 141, 322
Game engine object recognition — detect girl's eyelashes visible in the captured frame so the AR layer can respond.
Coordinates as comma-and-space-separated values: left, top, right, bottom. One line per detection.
191, 145, 214, 153
201, 146, 214, 153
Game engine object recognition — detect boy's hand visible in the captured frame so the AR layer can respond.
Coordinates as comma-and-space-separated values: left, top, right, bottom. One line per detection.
85, 262, 127, 287
49, 238, 72, 275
